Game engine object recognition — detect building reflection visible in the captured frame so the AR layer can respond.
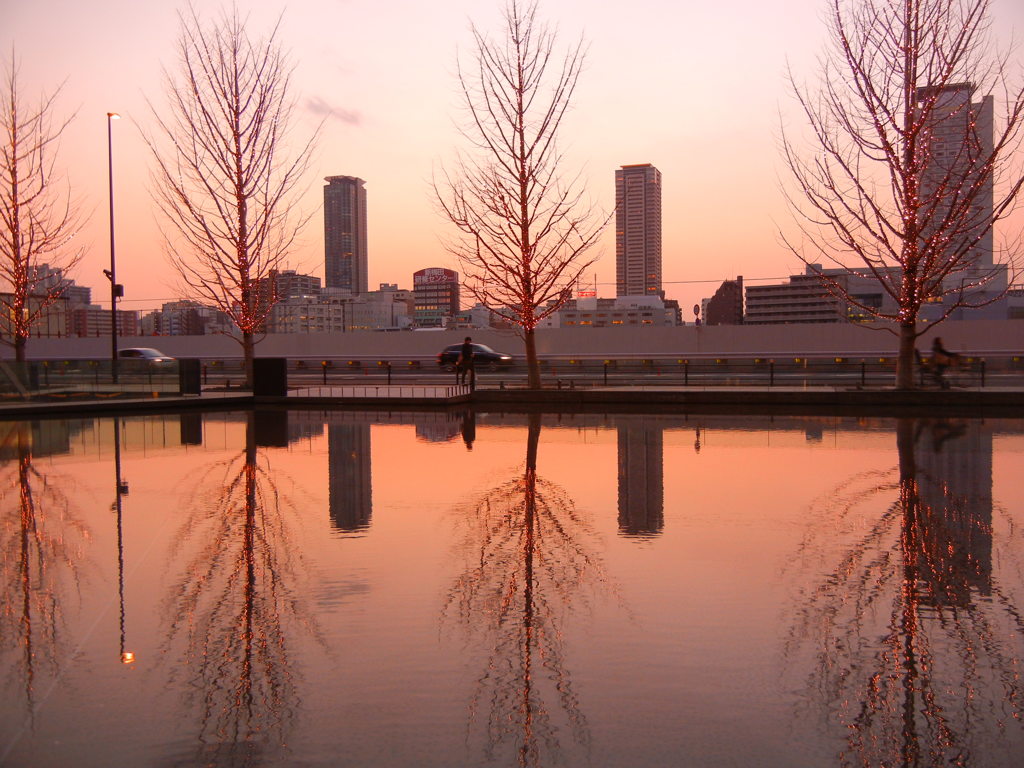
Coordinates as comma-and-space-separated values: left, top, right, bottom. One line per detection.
786, 418, 1021, 766
0, 422, 90, 728
443, 413, 608, 767
161, 411, 319, 766
328, 423, 372, 532
616, 417, 664, 537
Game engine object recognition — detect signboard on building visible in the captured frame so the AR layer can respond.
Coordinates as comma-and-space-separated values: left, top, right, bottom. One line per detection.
413, 267, 457, 286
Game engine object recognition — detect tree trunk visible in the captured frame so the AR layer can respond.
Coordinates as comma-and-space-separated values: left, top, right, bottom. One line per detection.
14, 334, 26, 364
242, 330, 254, 389
524, 329, 541, 389
895, 321, 917, 389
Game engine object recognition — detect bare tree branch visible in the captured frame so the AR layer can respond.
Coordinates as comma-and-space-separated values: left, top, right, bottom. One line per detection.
782, 0, 1024, 388
144, 5, 318, 386
0, 51, 83, 361
435, 1, 608, 389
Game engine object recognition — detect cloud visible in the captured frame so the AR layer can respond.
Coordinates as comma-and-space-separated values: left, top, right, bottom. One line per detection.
305, 96, 361, 126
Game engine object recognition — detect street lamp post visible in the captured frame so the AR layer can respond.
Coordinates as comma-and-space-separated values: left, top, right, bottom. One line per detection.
106, 112, 121, 383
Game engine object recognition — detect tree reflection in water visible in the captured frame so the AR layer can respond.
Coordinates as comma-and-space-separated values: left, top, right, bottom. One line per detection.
0, 423, 89, 730
443, 412, 611, 767
161, 412, 318, 767
785, 418, 1024, 766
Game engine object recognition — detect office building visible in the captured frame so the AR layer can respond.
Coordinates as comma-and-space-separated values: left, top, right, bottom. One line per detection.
539, 294, 677, 328
324, 176, 368, 294
413, 267, 459, 328
704, 276, 744, 325
615, 163, 662, 297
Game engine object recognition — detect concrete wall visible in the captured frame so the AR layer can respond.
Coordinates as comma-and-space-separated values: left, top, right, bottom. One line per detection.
8, 319, 1021, 361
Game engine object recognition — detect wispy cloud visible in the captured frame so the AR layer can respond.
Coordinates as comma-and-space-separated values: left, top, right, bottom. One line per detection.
305, 96, 361, 126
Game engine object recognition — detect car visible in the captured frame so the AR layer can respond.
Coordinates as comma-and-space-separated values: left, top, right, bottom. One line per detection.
437, 343, 513, 370
118, 347, 176, 366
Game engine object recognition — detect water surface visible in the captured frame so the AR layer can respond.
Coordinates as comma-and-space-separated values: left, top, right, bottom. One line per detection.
2, 410, 1023, 767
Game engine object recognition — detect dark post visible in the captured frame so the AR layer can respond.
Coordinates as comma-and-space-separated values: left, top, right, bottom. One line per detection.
253, 358, 288, 396
980, 359, 986, 388
603, 361, 608, 386
769, 361, 774, 387
861, 360, 866, 387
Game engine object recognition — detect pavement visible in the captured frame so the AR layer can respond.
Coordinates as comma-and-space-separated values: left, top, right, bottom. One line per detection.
0, 383, 1020, 418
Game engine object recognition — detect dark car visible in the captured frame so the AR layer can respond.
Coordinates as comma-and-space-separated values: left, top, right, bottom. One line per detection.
437, 343, 513, 370
118, 347, 176, 366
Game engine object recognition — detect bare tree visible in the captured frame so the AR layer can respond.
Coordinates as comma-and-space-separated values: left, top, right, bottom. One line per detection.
146, 5, 316, 387
160, 412, 321, 765
435, 0, 607, 389
782, 0, 1024, 388
782, 418, 1024, 764
0, 54, 82, 362
442, 414, 611, 765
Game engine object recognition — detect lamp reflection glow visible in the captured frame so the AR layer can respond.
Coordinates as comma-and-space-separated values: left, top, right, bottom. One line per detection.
121, 651, 135, 665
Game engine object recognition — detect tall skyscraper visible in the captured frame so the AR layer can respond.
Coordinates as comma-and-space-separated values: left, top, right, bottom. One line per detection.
615, 163, 662, 297
917, 83, 994, 274
324, 176, 368, 294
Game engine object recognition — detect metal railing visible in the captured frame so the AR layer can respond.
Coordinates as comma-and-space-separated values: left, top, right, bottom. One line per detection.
0, 359, 183, 402
245, 355, 1006, 390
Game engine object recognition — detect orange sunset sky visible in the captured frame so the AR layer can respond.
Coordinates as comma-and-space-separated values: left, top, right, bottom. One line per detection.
5, 0, 1024, 321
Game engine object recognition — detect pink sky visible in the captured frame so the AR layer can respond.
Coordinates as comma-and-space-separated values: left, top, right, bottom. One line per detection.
5, 0, 1023, 321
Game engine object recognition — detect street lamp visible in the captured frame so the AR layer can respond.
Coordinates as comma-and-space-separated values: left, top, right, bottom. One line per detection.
106, 112, 122, 383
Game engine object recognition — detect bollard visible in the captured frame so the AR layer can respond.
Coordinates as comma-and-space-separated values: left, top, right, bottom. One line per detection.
769, 361, 774, 387
387, 361, 392, 386
981, 359, 986, 387
322, 361, 328, 385
684, 361, 689, 386
603, 361, 608, 386
861, 361, 866, 388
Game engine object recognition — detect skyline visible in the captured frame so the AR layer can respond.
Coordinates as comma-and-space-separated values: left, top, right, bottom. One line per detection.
5, 0, 1023, 323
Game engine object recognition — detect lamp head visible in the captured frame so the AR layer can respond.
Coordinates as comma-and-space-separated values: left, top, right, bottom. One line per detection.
107, 112, 121, 120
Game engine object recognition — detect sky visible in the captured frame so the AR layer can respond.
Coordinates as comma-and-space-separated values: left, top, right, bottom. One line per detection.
4, 0, 1024, 322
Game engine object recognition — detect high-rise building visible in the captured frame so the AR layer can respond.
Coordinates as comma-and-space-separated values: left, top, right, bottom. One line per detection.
615, 163, 662, 297
324, 176, 368, 294
917, 83, 994, 277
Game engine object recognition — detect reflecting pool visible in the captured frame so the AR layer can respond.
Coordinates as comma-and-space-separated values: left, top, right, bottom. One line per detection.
2, 410, 1024, 767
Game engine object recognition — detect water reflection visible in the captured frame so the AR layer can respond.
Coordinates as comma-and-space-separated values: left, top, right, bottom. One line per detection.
617, 417, 664, 537
443, 413, 610, 767
786, 417, 1024, 766
160, 411, 319, 766
0, 422, 90, 729
329, 423, 372, 532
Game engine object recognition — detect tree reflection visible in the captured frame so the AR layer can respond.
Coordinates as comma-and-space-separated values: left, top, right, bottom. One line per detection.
0, 423, 88, 728
161, 411, 317, 767
785, 418, 1024, 766
443, 412, 610, 767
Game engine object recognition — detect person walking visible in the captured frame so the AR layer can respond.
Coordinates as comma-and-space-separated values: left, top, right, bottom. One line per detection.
457, 336, 476, 388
